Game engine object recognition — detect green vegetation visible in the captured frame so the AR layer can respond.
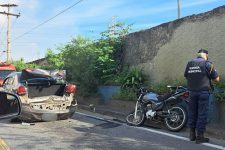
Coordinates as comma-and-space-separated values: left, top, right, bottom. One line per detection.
94, 22, 132, 84
44, 49, 64, 70
39, 20, 191, 99
43, 20, 133, 96
120, 67, 146, 89
12, 21, 225, 102
112, 79, 187, 101
13, 58, 40, 71
40, 19, 191, 99
61, 36, 98, 95
111, 67, 146, 101
112, 88, 137, 101
148, 79, 186, 94
214, 81, 225, 102
40, 19, 224, 102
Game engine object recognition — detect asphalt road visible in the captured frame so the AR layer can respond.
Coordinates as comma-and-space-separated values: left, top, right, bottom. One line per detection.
0, 112, 224, 150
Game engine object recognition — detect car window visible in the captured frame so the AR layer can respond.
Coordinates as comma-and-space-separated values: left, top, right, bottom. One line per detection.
4, 77, 14, 85
13, 75, 19, 85
0, 70, 15, 80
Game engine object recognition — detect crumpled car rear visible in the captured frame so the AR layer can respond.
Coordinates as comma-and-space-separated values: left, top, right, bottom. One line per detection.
17, 69, 77, 122
19, 95, 77, 121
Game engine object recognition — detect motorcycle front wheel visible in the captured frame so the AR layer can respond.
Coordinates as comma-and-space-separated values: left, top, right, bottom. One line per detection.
164, 105, 187, 132
126, 109, 145, 126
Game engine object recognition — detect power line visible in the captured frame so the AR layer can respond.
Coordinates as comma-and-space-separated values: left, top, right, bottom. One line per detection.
12, 0, 85, 42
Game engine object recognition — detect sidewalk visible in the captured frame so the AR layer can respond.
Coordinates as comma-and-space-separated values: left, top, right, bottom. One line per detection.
77, 97, 225, 141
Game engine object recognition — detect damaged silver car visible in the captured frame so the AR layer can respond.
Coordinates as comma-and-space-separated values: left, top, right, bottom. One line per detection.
1, 68, 77, 122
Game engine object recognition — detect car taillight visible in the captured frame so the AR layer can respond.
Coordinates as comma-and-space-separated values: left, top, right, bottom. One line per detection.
66, 84, 76, 94
25, 68, 33, 72
16, 86, 27, 95
183, 91, 189, 98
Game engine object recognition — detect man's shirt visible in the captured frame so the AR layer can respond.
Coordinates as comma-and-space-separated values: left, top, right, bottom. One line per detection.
184, 57, 218, 80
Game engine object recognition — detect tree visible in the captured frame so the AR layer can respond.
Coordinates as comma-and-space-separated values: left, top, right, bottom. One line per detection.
45, 49, 64, 70
43, 21, 132, 95
61, 36, 98, 95
93, 21, 132, 84
13, 58, 40, 71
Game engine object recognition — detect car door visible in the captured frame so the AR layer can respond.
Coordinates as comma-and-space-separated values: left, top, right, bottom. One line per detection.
2, 76, 15, 92
0, 91, 21, 150
0, 91, 21, 119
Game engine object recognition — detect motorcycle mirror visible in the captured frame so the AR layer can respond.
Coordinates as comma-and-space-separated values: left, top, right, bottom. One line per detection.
0, 92, 21, 119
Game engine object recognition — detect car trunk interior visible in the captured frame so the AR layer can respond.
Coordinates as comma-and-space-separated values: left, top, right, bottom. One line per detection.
24, 78, 66, 98
28, 84, 66, 98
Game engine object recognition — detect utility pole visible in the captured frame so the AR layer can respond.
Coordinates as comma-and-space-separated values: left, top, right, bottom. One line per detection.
0, 4, 20, 63
177, 0, 180, 19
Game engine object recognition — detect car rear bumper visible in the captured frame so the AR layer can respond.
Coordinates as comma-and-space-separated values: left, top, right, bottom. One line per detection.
18, 104, 77, 122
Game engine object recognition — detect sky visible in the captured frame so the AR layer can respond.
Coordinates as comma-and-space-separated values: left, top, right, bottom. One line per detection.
0, 0, 225, 62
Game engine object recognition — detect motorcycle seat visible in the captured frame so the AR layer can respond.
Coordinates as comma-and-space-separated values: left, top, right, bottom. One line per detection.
157, 93, 172, 101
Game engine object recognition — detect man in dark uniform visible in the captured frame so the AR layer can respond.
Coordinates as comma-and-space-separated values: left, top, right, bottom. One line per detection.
184, 49, 219, 144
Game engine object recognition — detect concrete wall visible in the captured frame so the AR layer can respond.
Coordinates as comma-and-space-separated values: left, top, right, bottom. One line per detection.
122, 5, 225, 82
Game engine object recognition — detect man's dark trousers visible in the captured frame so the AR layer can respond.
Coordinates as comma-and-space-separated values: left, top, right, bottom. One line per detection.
188, 91, 210, 133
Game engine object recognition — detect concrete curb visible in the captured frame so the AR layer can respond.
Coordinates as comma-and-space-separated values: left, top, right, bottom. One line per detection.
78, 104, 127, 122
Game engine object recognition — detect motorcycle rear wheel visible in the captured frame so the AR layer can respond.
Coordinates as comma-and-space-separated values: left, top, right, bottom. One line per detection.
126, 109, 145, 126
164, 105, 187, 132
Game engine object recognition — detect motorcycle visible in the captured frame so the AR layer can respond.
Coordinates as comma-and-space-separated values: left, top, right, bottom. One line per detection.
126, 85, 189, 132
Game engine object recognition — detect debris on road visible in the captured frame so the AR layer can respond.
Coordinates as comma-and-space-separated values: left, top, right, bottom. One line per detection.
21, 122, 35, 126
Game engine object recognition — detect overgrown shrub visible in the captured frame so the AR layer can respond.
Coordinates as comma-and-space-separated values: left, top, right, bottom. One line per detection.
120, 67, 146, 89
93, 21, 132, 85
13, 59, 40, 71
62, 36, 98, 96
214, 81, 225, 102
112, 88, 137, 101
44, 49, 64, 70
148, 79, 186, 94
110, 67, 146, 101
112, 79, 187, 101
43, 21, 132, 96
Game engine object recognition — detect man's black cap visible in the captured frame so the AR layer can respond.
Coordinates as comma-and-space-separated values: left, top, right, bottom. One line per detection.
198, 49, 208, 54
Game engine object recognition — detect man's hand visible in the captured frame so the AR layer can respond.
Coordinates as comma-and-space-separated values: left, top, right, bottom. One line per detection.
214, 76, 220, 82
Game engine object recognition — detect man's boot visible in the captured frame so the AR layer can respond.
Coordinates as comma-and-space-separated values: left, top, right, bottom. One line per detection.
196, 132, 209, 144
189, 128, 196, 141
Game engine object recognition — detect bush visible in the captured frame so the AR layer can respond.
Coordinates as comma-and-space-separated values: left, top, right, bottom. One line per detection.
43, 21, 132, 96
119, 67, 146, 89
112, 88, 137, 101
148, 79, 186, 94
214, 81, 225, 102
62, 36, 99, 96
110, 67, 146, 101
13, 59, 40, 71
44, 49, 64, 70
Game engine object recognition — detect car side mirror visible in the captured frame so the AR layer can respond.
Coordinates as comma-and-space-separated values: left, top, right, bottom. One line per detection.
0, 92, 21, 119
